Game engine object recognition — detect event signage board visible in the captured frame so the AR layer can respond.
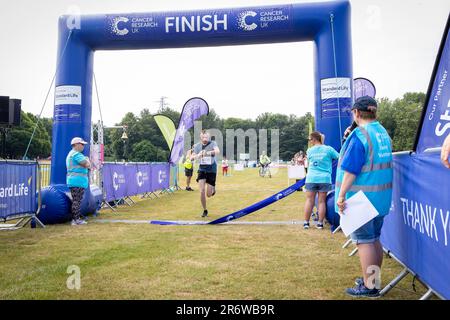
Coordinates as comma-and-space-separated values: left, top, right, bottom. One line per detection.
0, 162, 37, 219
381, 152, 450, 298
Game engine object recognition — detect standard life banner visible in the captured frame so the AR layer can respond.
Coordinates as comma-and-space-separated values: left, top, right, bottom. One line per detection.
380, 152, 450, 299
320, 77, 353, 119
0, 162, 38, 219
102, 163, 170, 202
415, 18, 450, 153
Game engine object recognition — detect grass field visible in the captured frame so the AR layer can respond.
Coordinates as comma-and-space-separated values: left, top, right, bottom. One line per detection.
0, 167, 428, 299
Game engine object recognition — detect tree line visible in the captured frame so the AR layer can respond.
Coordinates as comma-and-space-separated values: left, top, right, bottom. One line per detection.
1, 92, 426, 161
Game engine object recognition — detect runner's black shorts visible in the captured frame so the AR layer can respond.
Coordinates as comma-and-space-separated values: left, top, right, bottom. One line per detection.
185, 168, 193, 177
196, 171, 217, 187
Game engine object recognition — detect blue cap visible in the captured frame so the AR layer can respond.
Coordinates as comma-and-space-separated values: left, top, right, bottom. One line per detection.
352, 96, 378, 112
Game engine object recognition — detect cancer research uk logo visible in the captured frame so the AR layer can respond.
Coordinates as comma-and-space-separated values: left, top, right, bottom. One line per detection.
110, 15, 158, 36
158, 170, 167, 184
136, 171, 143, 187
237, 8, 290, 31
112, 172, 126, 191
110, 17, 129, 36
237, 11, 258, 31
136, 171, 149, 188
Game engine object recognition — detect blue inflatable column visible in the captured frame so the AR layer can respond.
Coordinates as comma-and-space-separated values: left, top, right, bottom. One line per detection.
51, 18, 94, 185
313, 2, 353, 153
38, 17, 101, 224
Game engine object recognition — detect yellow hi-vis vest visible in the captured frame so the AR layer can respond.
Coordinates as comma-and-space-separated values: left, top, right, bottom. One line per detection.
184, 157, 193, 170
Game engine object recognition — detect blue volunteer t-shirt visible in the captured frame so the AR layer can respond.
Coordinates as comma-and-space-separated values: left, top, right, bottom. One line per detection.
306, 145, 339, 184
66, 150, 89, 189
340, 134, 366, 175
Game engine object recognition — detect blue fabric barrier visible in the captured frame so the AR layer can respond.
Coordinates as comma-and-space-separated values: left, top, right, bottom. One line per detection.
102, 162, 170, 202
0, 161, 38, 220
380, 152, 450, 299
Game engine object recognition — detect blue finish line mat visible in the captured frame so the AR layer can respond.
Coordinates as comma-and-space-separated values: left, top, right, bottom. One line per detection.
149, 179, 305, 226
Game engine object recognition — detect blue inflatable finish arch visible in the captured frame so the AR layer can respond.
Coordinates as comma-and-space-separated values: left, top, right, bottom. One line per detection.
41, 1, 353, 223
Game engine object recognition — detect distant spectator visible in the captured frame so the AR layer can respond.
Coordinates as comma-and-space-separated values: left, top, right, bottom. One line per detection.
293, 151, 306, 191
222, 156, 229, 176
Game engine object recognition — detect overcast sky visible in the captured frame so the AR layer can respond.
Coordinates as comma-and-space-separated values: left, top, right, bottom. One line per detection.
0, 0, 449, 126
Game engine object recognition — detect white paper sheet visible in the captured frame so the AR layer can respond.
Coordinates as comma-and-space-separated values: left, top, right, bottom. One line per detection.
288, 165, 306, 179
338, 191, 379, 237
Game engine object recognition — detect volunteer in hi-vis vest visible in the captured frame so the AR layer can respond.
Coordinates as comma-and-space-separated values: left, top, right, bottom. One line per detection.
191, 130, 220, 218
184, 148, 194, 191
335, 96, 393, 298
66, 137, 91, 226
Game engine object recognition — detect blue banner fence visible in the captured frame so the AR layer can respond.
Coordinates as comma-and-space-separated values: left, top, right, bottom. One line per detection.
102, 162, 172, 210
380, 15, 450, 300
378, 149, 449, 299
0, 160, 45, 230
37, 161, 177, 211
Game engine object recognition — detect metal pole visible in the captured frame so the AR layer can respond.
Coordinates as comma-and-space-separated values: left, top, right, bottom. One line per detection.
349, 247, 358, 257
419, 289, 435, 300
34, 162, 45, 228
379, 267, 410, 297
342, 238, 352, 249
332, 225, 342, 234
1, 128, 6, 159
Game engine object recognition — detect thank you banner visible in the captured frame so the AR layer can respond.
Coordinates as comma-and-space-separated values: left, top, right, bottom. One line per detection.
381, 152, 450, 298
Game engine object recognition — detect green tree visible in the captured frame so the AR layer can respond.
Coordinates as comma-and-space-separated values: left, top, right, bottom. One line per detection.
131, 141, 168, 162
3, 112, 51, 159
101, 91, 425, 163
377, 92, 425, 152
198, 108, 223, 131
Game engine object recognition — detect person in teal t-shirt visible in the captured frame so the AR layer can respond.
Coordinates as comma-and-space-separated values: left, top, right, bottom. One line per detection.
66, 137, 91, 226
303, 131, 339, 230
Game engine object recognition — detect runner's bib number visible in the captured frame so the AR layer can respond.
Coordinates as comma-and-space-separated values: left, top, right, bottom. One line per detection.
200, 156, 213, 165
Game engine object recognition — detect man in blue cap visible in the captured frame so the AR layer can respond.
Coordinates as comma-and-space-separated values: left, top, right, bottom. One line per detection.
335, 96, 393, 298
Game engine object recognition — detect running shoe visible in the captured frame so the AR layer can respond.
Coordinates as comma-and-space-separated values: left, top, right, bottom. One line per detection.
71, 219, 87, 226
202, 210, 208, 218
346, 283, 380, 298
